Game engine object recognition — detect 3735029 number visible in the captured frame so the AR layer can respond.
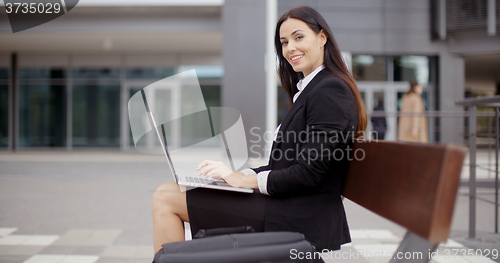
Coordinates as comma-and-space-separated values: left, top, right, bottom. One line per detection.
5, 2, 62, 14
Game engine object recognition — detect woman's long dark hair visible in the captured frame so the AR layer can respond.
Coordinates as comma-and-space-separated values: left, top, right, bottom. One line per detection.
275, 6, 367, 138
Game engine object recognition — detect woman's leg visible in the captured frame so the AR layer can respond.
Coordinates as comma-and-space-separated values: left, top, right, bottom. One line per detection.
152, 182, 189, 253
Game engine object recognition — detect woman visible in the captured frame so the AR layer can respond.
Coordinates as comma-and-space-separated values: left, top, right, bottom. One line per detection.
398, 80, 428, 143
152, 6, 367, 258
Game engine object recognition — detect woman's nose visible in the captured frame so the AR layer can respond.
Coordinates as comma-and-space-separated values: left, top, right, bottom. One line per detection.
285, 43, 296, 55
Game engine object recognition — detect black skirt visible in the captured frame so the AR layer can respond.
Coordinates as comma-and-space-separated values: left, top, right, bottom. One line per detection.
186, 187, 267, 237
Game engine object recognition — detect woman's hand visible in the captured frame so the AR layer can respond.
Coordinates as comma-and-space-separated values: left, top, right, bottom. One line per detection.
196, 160, 259, 189
196, 160, 233, 179
223, 173, 258, 189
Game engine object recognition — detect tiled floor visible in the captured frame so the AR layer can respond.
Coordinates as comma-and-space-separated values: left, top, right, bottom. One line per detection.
1, 152, 499, 263
0, 227, 153, 263
1, 227, 497, 263
0, 235, 60, 246
321, 229, 496, 263
24, 255, 99, 263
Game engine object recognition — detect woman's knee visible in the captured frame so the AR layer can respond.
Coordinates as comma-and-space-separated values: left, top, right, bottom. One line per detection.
155, 182, 180, 193
152, 182, 186, 215
153, 182, 179, 204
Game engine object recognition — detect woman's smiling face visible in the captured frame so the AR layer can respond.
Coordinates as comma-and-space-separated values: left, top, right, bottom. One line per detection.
279, 18, 326, 77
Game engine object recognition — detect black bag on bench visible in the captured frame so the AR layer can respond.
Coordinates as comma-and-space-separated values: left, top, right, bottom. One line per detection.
193, 225, 255, 238
154, 231, 320, 263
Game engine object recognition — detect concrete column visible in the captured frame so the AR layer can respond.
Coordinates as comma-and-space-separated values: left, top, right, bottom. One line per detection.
439, 52, 465, 145
222, 0, 268, 158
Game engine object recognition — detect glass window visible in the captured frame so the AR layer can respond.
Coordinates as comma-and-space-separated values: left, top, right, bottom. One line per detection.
72, 84, 121, 147
154, 88, 173, 146
127, 86, 176, 149
19, 84, 66, 147
128, 88, 144, 148
180, 83, 217, 147
126, 68, 175, 79
200, 85, 220, 108
199, 85, 221, 147
72, 68, 120, 79
18, 68, 66, 79
393, 56, 430, 86
352, 55, 387, 81
0, 68, 8, 148
178, 65, 224, 79
0, 84, 8, 148
373, 91, 385, 110
0, 69, 9, 79
372, 91, 387, 140
72, 67, 121, 147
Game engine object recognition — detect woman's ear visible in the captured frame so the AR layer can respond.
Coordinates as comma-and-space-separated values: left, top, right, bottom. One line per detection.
319, 29, 327, 46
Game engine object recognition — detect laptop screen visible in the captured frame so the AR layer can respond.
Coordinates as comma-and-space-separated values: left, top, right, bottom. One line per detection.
140, 89, 179, 182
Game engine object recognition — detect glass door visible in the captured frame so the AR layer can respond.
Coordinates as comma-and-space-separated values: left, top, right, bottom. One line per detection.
121, 80, 181, 151
357, 82, 412, 141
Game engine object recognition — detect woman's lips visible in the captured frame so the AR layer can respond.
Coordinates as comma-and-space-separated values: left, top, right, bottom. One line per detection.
290, 54, 303, 64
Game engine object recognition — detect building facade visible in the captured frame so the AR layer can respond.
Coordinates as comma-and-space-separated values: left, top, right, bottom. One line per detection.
0, 0, 499, 153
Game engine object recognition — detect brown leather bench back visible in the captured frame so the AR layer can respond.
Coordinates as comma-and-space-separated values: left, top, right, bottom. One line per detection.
342, 140, 467, 244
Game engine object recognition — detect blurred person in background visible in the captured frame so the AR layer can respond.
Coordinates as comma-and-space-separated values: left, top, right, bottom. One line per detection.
398, 80, 428, 143
371, 98, 387, 140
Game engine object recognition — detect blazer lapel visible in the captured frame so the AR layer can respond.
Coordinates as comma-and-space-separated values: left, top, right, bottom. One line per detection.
276, 70, 329, 141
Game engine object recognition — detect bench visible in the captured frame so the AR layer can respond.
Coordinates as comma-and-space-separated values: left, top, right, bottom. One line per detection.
342, 140, 467, 262
173, 140, 466, 263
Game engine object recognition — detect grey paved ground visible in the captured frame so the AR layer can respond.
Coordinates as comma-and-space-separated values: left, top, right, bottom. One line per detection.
0, 148, 499, 262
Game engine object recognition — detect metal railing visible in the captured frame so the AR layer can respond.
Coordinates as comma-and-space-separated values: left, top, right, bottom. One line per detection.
368, 103, 500, 239
456, 95, 500, 239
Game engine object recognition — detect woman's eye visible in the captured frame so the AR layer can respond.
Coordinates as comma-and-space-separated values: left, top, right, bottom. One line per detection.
281, 41, 288, 46
296, 35, 303, 40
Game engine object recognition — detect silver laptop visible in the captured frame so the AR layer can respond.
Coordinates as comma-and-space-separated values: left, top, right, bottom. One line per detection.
140, 90, 253, 193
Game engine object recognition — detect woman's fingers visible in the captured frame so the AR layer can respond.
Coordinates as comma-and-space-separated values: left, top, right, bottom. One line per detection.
209, 171, 223, 180
196, 160, 232, 179
198, 164, 216, 176
196, 160, 213, 170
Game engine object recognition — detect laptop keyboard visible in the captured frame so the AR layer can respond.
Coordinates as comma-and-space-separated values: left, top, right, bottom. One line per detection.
185, 176, 219, 185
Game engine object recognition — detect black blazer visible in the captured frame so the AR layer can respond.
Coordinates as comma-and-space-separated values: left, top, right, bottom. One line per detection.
253, 70, 357, 251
